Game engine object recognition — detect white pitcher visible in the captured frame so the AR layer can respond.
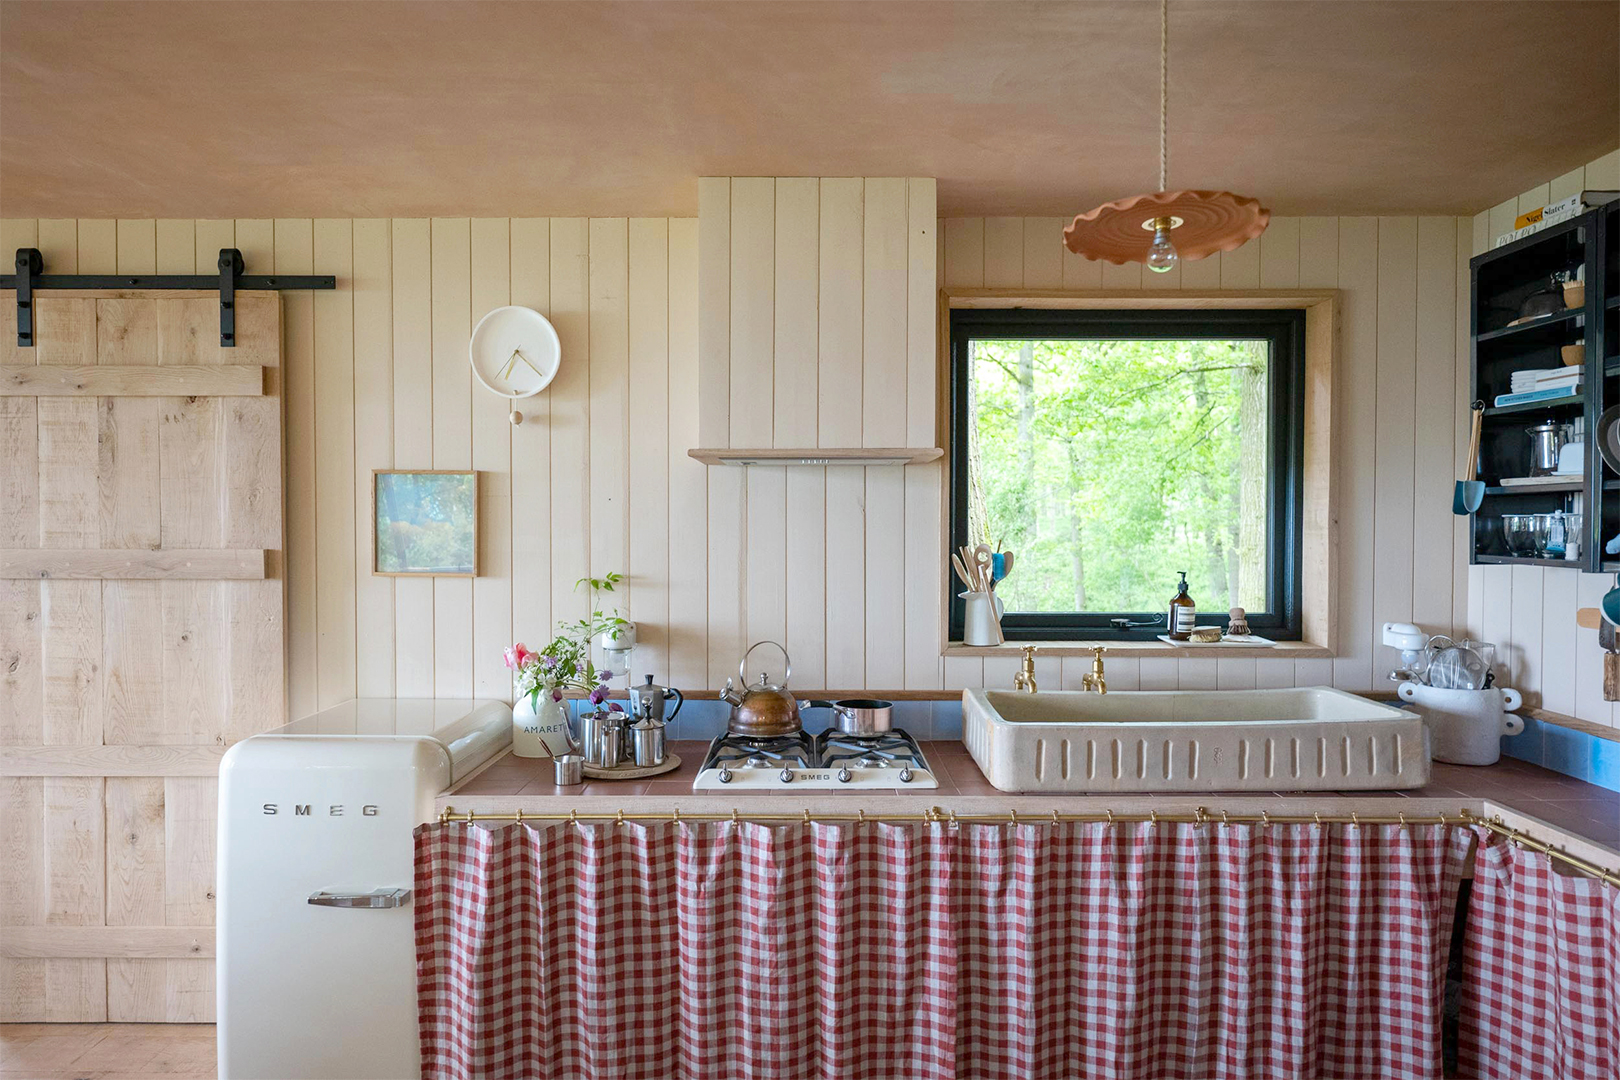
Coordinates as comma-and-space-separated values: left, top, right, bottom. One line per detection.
961, 591, 1005, 647
1397, 682, 1523, 766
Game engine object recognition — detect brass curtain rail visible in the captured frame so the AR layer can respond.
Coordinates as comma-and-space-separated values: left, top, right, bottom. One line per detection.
434, 806, 1619, 887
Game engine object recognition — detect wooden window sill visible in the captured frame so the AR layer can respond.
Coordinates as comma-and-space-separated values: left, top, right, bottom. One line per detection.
944, 641, 1334, 660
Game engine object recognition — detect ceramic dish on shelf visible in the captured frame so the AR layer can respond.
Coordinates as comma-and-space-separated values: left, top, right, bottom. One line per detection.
1598, 404, 1620, 475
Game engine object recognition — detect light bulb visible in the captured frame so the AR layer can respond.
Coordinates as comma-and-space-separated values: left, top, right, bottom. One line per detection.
1147, 222, 1178, 274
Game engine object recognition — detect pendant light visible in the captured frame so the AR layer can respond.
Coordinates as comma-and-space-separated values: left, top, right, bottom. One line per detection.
1063, 0, 1269, 270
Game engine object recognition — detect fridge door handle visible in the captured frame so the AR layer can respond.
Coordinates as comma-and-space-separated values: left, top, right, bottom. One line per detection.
307, 888, 412, 909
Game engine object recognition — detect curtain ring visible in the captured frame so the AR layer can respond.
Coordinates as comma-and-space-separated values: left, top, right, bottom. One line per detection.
1149, 810, 1158, 827
615, 809, 626, 827
671, 808, 681, 824
1351, 812, 1360, 830
1051, 809, 1061, 827
949, 809, 959, 829
438, 808, 450, 825
1398, 812, 1408, 829
1105, 809, 1115, 825
731, 809, 740, 824
1193, 807, 1207, 827
1261, 811, 1272, 829
1313, 812, 1323, 829
1220, 810, 1230, 829
514, 808, 524, 824
568, 809, 578, 826
1009, 809, 1019, 828
464, 809, 474, 824
802, 809, 812, 827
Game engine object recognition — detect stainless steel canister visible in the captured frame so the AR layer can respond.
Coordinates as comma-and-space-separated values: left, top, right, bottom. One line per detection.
553, 754, 584, 786
579, 710, 624, 768
632, 718, 666, 767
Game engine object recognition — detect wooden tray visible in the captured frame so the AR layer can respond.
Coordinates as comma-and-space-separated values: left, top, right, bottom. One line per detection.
1155, 634, 1276, 648
582, 752, 682, 781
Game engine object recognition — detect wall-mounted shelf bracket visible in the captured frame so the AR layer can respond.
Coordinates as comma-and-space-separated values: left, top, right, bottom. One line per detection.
13, 248, 41, 348
3, 247, 335, 349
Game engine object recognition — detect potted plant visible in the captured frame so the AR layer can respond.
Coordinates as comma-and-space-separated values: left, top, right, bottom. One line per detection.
505, 573, 631, 757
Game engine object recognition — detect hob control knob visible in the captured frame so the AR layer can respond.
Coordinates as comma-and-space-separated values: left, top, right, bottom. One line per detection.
779, 767, 794, 783
898, 767, 914, 784
717, 767, 733, 784
836, 767, 852, 783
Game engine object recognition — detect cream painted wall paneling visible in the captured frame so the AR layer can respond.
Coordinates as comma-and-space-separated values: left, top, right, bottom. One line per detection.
937, 213, 1470, 693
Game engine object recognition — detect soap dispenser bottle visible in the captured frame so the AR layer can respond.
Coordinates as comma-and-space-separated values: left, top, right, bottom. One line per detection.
1167, 571, 1196, 640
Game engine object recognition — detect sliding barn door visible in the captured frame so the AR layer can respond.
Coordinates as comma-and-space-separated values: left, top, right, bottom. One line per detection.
0, 291, 285, 1022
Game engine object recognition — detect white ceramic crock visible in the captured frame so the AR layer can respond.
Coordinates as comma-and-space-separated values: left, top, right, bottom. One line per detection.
961, 591, 1006, 647
513, 692, 576, 758
1397, 682, 1523, 766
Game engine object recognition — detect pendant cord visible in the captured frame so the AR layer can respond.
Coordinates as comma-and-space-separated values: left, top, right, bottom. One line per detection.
1159, 0, 1168, 192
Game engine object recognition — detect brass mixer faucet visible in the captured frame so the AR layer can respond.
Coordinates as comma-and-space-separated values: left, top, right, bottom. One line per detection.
1012, 646, 1038, 692
1081, 646, 1108, 694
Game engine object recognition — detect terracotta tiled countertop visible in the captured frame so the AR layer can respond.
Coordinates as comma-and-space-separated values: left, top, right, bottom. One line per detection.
443, 740, 1620, 863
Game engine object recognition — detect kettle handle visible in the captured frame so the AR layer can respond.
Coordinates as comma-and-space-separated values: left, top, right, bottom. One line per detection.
740, 640, 792, 687
664, 686, 684, 725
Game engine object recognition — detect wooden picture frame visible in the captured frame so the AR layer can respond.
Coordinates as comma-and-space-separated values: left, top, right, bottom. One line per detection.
372, 469, 480, 577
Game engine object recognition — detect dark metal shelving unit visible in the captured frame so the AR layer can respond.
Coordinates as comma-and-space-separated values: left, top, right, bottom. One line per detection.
1468, 203, 1617, 569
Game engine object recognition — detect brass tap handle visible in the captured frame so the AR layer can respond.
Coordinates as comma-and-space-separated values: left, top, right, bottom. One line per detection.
1083, 646, 1107, 694
1013, 645, 1039, 693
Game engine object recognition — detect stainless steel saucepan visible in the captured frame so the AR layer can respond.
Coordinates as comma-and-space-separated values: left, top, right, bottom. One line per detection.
800, 698, 894, 735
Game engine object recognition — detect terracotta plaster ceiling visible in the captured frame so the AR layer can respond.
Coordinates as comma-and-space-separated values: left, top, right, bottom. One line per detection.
1, 0, 1616, 219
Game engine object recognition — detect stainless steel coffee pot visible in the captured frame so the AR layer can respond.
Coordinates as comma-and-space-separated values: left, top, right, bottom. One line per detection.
628, 674, 684, 726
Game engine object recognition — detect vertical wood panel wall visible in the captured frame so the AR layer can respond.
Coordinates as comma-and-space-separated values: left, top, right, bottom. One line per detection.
1465, 148, 1620, 729
938, 212, 1470, 696
3, 153, 1613, 745
696, 177, 942, 693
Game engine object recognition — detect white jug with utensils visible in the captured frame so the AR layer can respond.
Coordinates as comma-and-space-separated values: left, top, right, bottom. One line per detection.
1397, 682, 1522, 766
961, 591, 1005, 647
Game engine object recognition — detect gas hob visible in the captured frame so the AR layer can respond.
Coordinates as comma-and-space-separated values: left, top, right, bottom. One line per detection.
693, 729, 938, 790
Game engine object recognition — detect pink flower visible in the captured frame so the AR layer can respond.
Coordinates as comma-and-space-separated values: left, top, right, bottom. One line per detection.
503, 643, 535, 671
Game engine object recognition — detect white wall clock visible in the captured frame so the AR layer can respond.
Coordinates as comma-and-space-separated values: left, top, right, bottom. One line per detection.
469, 305, 561, 423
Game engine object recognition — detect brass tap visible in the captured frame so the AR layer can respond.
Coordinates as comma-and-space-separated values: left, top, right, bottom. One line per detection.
1012, 645, 1038, 693
1081, 646, 1108, 694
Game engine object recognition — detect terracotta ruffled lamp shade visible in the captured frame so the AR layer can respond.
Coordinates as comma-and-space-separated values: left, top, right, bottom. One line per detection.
1062, 1, 1269, 269
1063, 189, 1270, 265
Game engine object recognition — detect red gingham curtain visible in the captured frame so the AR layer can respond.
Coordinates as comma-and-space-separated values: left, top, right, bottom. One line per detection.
415, 819, 1471, 1080
1459, 830, 1620, 1080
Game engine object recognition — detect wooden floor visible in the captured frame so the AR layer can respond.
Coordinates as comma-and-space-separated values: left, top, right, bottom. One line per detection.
0, 1025, 215, 1080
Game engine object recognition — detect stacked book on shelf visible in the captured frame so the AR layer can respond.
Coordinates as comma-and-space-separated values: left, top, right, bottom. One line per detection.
1493, 190, 1619, 248
1495, 367, 1583, 407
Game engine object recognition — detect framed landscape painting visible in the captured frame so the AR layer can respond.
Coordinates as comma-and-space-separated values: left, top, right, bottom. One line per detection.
373, 470, 479, 576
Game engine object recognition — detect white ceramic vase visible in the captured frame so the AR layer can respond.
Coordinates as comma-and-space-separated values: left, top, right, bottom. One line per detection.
1397, 682, 1523, 766
513, 693, 576, 758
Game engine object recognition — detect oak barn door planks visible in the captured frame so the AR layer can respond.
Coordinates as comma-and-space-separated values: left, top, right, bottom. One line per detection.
0, 290, 285, 1022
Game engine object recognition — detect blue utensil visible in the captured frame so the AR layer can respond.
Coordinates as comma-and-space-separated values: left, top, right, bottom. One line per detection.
991, 553, 1006, 583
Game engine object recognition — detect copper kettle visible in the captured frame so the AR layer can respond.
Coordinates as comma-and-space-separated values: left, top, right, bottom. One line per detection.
718, 641, 801, 737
